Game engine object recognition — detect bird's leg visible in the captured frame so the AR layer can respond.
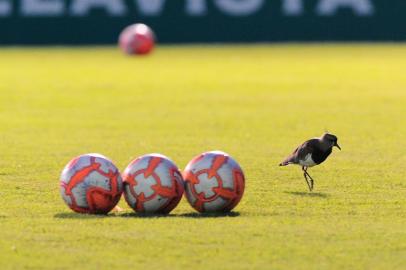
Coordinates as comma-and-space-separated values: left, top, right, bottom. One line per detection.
302, 166, 312, 192
304, 169, 315, 191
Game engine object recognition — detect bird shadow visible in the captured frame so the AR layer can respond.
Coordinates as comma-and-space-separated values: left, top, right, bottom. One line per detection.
284, 191, 330, 198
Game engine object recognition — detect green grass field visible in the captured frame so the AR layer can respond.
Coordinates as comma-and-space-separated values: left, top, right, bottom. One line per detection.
0, 44, 405, 269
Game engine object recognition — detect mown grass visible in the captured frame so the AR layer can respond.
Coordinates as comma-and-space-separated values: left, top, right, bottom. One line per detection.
0, 44, 405, 269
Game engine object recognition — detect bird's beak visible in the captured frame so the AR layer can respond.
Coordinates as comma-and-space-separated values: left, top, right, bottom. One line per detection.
334, 142, 341, 150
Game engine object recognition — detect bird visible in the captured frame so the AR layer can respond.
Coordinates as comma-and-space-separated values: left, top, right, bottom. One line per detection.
279, 133, 341, 191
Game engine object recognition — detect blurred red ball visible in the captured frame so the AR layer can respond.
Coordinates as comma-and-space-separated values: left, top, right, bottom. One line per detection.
119, 23, 155, 55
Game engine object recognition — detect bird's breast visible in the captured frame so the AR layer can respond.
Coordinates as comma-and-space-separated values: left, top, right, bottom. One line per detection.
311, 148, 332, 165
299, 154, 317, 167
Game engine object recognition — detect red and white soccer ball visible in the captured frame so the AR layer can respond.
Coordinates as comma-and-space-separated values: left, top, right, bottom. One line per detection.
119, 23, 155, 55
183, 151, 245, 213
123, 154, 184, 214
60, 154, 123, 214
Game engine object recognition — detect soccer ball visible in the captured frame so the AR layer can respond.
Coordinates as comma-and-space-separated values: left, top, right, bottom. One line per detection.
123, 154, 184, 214
60, 154, 123, 214
183, 151, 245, 213
119, 23, 155, 55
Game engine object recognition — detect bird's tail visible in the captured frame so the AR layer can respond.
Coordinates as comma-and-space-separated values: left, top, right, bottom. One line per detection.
280, 155, 295, 166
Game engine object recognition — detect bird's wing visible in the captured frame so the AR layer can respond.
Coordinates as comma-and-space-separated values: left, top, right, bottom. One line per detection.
280, 139, 318, 166
296, 139, 319, 160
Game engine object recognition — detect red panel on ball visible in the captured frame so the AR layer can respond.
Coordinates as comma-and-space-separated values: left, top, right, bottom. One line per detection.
183, 151, 245, 213
123, 154, 184, 214
119, 23, 155, 55
60, 154, 123, 214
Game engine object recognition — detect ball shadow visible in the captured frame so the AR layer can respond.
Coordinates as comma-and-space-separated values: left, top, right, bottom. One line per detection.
54, 211, 178, 219
116, 212, 176, 219
54, 212, 111, 219
284, 191, 330, 198
54, 211, 241, 219
176, 211, 240, 218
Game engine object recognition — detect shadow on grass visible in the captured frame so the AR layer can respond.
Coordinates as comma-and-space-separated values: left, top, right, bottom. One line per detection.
176, 211, 240, 218
54, 211, 240, 219
284, 191, 330, 198
54, 212, 175, 219
54, 212, 111, 219
116, 211, 240, 219
116, 212, 176, 219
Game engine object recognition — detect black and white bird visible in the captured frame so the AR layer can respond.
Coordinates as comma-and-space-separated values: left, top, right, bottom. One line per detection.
279, 133, 341, 191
